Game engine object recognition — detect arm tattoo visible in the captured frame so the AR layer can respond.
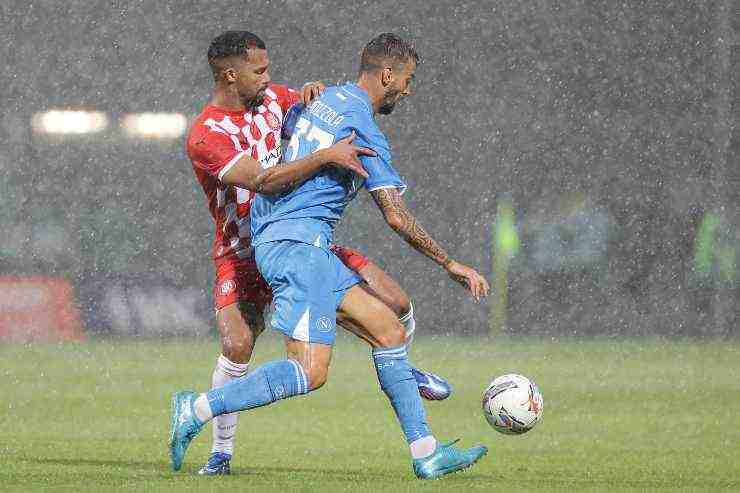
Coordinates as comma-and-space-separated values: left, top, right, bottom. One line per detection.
371, 188, 451, 267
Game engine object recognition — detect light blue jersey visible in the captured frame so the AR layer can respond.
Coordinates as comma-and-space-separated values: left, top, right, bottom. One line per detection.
250, 82, 406, 249
250, 83, 405, 344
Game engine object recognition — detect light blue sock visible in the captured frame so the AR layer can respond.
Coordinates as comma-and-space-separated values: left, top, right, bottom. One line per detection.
206, 359, 309, 416
373, 344, 432, 443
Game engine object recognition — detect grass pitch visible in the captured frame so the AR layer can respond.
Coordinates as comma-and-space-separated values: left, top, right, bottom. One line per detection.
1, 333, 738, 492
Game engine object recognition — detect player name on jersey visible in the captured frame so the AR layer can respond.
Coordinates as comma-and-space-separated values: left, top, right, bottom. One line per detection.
307, 100, 345, 127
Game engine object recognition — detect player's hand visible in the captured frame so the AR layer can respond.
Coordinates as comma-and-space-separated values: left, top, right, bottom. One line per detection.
323, 132, 373, 178
301, 81, 326, 105
444, 260, 490, 301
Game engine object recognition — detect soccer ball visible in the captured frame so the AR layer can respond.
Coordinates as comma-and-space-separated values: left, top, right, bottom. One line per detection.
482, 374, 543, 435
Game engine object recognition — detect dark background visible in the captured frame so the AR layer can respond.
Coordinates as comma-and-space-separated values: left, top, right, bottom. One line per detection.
1, 0, 737, 337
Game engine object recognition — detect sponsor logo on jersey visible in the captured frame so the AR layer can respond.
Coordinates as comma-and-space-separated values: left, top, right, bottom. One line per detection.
260, 146, 282, 169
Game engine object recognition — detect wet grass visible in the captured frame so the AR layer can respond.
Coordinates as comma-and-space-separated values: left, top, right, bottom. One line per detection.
1, 334, 739, 491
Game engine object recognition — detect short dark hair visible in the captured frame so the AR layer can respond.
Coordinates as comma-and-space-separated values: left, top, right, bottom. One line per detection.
208, 31, 266, 68
359, 33, 420, 74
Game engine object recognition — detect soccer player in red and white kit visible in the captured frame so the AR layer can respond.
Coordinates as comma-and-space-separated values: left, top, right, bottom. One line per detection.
186, 31, 451, 475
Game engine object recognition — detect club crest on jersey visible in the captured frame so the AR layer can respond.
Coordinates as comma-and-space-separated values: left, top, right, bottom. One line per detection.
265, 112, 281, 130
219, 279, 236, 296
316, 316, 333, 332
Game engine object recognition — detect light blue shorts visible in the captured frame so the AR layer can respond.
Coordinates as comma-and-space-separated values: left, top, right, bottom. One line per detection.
255, 240, 362, 345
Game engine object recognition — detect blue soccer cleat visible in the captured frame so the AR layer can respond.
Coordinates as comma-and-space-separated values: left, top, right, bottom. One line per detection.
412, 368, 452, 401
413, 439, 488, 480
198, 452, 232, 475
169, 391, 205, 471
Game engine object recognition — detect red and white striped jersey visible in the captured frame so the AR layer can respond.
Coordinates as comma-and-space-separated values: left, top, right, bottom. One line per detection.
187, 83, 300, 265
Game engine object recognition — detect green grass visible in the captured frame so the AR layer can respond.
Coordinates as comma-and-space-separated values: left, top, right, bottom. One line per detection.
1, 334, 739, 492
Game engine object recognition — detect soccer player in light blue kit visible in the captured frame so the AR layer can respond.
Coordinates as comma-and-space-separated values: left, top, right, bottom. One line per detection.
170, 33, 490, 479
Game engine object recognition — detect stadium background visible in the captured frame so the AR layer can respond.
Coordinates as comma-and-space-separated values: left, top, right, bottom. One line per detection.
1, 0, 737, 338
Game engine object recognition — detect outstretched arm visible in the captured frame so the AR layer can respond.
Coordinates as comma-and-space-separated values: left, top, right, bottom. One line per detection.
222, 80, 362, 194
370, 187, 490, 300
219, 132, 370, 195
371, 188, 451, 265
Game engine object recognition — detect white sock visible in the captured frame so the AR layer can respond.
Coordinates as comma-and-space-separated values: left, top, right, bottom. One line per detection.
210, 354, 249, 456
409, 435, 437, 459
399, 301, 416, 345
193, 393, 214, 422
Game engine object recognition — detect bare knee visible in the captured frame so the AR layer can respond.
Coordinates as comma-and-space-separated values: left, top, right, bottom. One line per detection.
221, 333, 254, 363
217, 305, 259, 363
357, 262, 410, 317
390, 292, 411, 318
285, 340, 333, 392
301, 361, 330, 391
375, 321, 406, 349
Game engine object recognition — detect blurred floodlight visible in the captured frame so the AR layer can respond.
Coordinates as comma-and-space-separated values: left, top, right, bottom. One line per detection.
32, 110, 109, 135
121, 112, 187, 139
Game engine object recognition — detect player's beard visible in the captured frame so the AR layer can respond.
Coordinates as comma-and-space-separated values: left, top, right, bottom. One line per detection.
247, 86, 268, 109
248, 93, 265, 109
379, 87, 402, 115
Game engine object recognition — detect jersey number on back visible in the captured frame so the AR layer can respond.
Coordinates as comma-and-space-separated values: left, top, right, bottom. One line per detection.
287, 117, 335, 161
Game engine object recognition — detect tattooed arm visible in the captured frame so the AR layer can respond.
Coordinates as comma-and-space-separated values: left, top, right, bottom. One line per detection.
370, 188, 451, 266
370, 187, 490, 300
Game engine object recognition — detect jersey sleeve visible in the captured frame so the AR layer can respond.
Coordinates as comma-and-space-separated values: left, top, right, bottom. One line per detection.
348, 111, 407, 194
281, 103, 305, 140
187, 124, 247, 182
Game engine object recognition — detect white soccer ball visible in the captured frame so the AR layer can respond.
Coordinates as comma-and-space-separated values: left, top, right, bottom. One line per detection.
482, 373, 543, 435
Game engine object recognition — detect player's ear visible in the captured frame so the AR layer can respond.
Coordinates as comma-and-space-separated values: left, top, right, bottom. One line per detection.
381, 67, 393, 87
224, 67, 238, 83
